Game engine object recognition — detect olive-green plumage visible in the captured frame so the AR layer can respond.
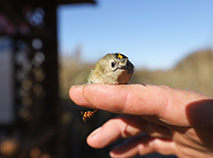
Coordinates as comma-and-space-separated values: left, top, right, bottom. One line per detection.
82, 53, 134, 122
88, 53, 134, 84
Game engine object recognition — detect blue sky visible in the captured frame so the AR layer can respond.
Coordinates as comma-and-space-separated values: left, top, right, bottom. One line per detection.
57, 0, 213, 70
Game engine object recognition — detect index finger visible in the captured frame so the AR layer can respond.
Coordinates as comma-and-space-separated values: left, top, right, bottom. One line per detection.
69, 84, 209, 126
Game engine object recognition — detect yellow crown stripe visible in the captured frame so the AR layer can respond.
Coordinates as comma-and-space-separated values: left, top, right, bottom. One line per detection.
117, 53, 123, 59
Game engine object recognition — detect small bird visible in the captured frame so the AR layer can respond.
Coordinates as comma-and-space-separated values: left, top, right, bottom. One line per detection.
81, 53, 134, 122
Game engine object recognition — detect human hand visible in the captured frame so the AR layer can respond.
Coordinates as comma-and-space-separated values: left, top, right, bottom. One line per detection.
69, 84, 213, 158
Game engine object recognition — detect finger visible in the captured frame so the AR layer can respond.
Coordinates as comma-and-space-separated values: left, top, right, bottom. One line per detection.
81, 84, 209, 126
69, 85, 96, 109
87, 115, 172, 149
70, 84, 169, 114
110, 135, 176, 158
69, 84, 210, 126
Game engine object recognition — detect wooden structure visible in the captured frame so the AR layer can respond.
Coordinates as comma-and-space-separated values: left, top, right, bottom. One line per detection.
0, 0, 95, 157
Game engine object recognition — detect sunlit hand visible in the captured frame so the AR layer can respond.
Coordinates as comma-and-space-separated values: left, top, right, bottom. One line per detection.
69, 84, 213, 158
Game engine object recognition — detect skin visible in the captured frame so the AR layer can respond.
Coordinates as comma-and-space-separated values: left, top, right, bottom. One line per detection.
69, 84, 213, 158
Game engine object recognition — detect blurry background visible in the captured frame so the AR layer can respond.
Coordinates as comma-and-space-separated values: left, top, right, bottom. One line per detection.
0, 0, 212, 157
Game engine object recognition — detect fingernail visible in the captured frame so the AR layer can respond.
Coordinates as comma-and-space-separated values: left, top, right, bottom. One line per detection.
89, 127, 102, 138
110, 145, 123, 158
71, 85, 82, 88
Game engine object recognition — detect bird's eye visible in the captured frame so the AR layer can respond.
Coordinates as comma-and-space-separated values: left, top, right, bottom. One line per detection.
111, 62, 115, 68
